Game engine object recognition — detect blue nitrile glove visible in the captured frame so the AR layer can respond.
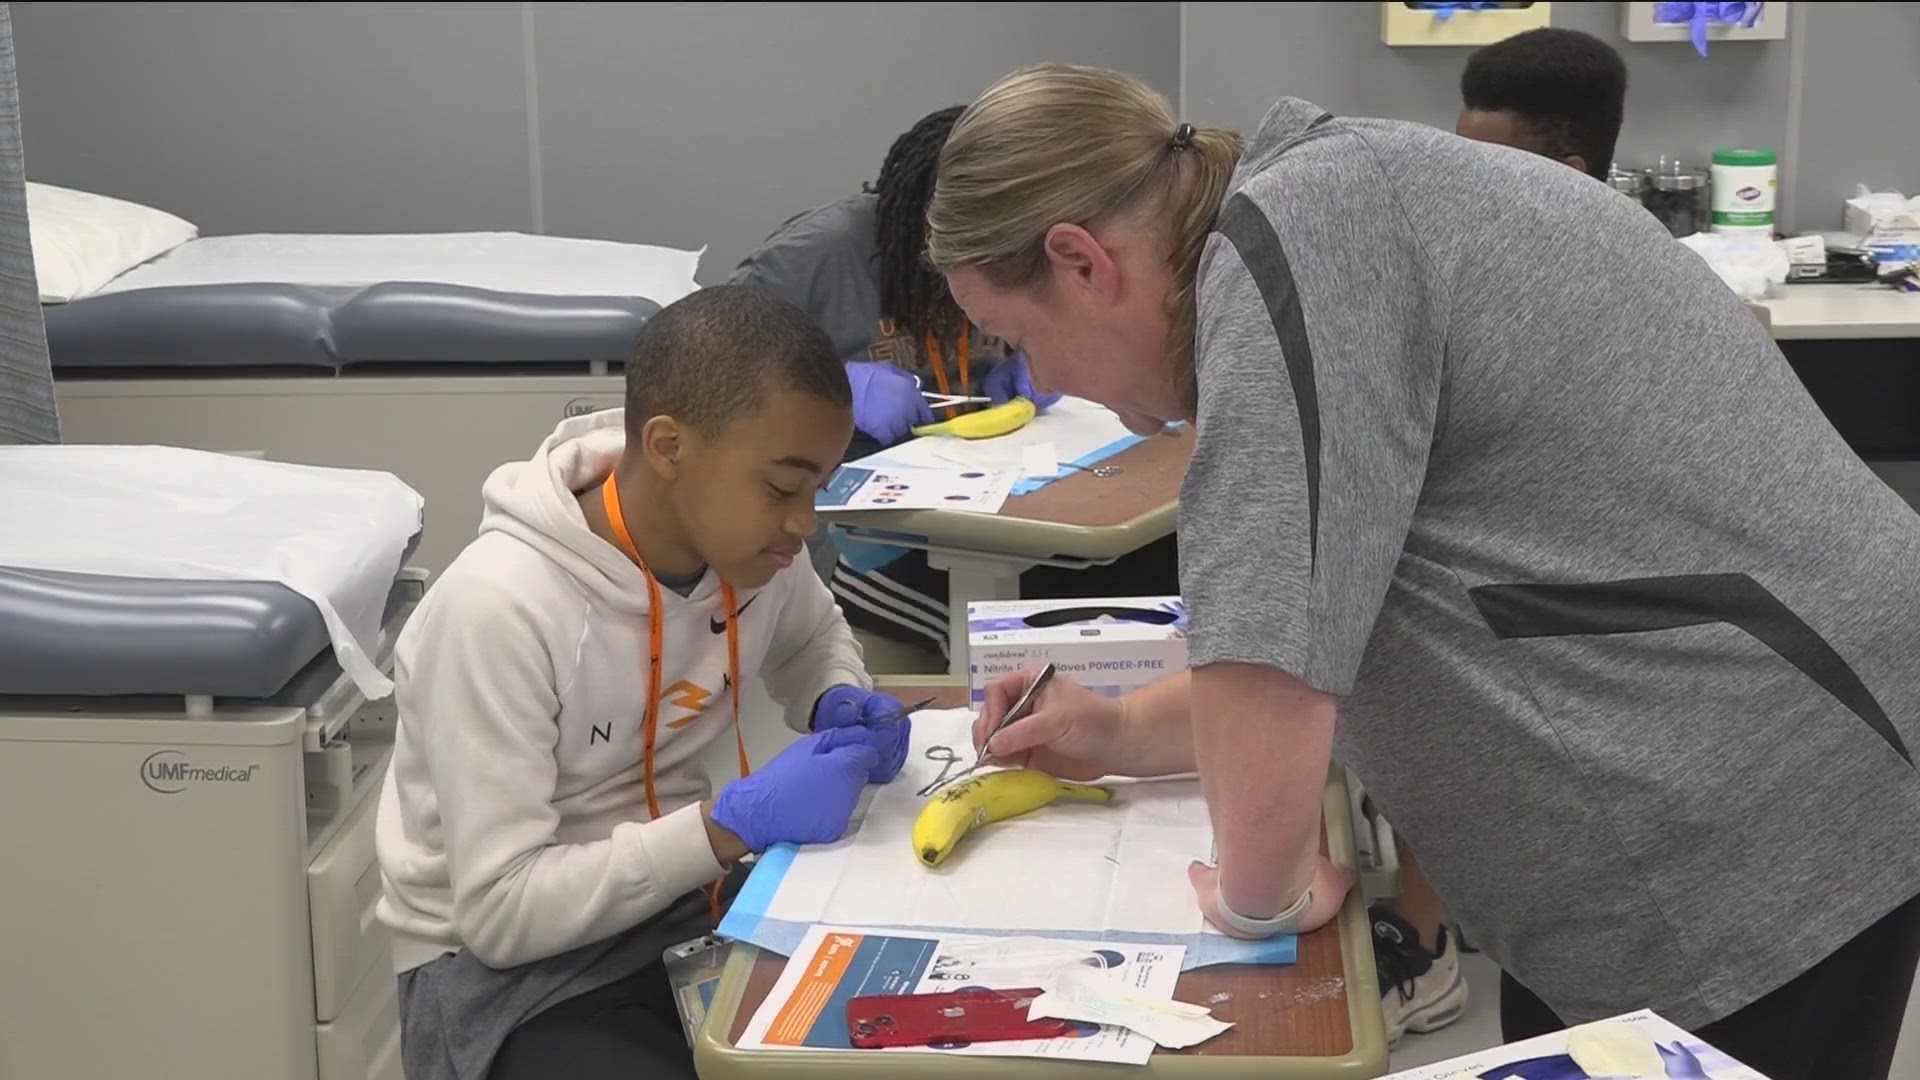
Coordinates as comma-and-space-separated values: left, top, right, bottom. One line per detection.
709, 726, 884, 853
1656, 1042, 1711, 1080
812, 685, 913, 783
985, 352, 1064, 412
845, 361, 934, 445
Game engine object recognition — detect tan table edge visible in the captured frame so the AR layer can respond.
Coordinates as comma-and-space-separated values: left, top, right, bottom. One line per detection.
826, 435, 1189, 563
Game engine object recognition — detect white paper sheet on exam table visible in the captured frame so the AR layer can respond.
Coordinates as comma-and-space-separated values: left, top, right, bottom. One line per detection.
717, 709, 1299, 970
854, 397, 1143, 490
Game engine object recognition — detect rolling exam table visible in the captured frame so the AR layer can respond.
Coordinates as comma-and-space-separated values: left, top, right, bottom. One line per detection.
0, 460, 426, 1080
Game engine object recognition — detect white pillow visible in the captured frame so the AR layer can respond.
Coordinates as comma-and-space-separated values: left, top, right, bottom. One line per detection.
25, 181, 198, 303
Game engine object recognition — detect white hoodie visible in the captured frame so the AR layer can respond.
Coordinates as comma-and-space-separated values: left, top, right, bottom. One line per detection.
375, 410, 868, 973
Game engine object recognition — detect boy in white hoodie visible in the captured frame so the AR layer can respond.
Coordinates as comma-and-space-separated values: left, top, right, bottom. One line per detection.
377, 287, 915, 1080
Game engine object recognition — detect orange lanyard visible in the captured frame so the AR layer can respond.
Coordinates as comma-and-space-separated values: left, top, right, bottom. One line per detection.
923, 331, 971, 420
600, 475, 749, 821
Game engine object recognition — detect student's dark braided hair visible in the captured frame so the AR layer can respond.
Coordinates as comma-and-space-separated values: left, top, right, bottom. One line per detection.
866, 105, 968, 354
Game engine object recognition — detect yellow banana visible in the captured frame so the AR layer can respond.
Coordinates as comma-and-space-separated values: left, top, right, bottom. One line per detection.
912, 397, 1037, 440
912, 769, 1113, 868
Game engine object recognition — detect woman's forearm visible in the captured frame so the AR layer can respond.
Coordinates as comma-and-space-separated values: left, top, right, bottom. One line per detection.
1191, 663, 1334, 917
1112, 671, 1198, 777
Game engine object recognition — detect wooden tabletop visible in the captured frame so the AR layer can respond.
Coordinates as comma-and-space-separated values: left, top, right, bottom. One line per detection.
997, 427, 1193, 528
721, 682, 1366, 1065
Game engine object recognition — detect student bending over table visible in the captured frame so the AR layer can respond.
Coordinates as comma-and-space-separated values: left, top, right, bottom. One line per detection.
731, 105, 1178, 659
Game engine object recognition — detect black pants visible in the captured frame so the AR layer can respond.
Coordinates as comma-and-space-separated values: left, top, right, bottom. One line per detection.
486, 964, 693, 1080
833, 534, 1180, 657
1500, 893, 1920, 1080
483, 866, 748, 1080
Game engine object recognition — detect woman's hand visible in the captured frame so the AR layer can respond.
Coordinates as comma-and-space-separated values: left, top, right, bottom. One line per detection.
971, 669, 1127, 781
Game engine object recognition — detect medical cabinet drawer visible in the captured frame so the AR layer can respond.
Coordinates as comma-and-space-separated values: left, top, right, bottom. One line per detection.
317, 961, 404, 1080
308, 781, 392, 1022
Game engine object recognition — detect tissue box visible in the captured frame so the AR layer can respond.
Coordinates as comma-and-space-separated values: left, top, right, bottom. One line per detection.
1845, 189, 1920, 253
966, 596, 1187, 707
1381, 1009, 1771, 1079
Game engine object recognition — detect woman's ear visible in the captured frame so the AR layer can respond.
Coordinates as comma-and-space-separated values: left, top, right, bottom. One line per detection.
1043, 223, 1106, 291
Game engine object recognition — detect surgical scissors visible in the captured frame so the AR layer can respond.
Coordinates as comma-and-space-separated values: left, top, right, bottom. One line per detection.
916, 664, 1057, 797
917, 745, 966, 797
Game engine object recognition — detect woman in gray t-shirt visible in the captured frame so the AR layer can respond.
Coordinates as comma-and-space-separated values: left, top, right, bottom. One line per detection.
935, 62, 1920, 1080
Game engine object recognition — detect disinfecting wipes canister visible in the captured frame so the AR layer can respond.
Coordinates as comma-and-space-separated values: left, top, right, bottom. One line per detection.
1712, 148, 1777, 237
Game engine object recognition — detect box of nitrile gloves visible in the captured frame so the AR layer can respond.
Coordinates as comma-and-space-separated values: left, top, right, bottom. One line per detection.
965, 596, 1187, 707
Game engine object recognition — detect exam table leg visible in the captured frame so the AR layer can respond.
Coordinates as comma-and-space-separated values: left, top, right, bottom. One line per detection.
925, 552, 1027, 677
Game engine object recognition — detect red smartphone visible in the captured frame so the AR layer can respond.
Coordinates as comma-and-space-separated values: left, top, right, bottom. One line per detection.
846, 987, 1068, 1049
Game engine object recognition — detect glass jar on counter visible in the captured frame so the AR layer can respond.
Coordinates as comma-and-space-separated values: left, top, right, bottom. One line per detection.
1646, 165, 1711, 238
1608, 165, 1650, 204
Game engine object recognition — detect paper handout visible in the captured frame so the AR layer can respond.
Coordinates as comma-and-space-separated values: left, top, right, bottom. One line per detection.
815, 465, 1017, 514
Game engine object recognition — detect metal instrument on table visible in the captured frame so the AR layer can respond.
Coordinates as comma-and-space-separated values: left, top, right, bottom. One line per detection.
920, 664, 1058, 797
1059, 460, 1122, 479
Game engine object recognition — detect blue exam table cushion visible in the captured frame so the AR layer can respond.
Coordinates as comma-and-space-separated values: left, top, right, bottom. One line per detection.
0, 562, 419, 703
44, 282, 660, 372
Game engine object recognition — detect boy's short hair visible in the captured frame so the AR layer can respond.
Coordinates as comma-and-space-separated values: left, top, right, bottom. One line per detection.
1461, 28, 1627, 181
625, 286, 850, 439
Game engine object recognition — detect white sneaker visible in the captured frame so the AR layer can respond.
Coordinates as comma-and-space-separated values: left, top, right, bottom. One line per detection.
1373, 909, 1470, 1047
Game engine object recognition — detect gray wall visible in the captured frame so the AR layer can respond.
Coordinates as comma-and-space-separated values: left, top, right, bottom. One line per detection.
9, 1, 1914, 260
1791, 2, 1920, 232
1184, 1, 1917, 233
9, 1, 1178, 282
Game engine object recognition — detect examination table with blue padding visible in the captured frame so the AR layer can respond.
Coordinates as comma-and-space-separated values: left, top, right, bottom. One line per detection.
48, 280, 658, 574
0, 538, 426, 1080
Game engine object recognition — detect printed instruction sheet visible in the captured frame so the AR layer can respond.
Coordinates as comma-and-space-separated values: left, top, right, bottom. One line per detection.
1382, 1008, 1773, 1079
816, 464, 1017, 514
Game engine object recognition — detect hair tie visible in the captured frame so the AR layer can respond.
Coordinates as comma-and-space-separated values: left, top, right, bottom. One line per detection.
1171, 122, 1195, 150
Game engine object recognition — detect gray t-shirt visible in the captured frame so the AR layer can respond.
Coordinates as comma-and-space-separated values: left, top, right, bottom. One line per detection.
1182, 98, 1920, 1029
728, 193, 1007, 394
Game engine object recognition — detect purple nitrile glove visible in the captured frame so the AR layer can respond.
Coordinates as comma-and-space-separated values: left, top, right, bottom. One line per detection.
708, 726, 883, 853
984, 352, 1064, 412
812, 684, 912, 783
845, 361, 934, 445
